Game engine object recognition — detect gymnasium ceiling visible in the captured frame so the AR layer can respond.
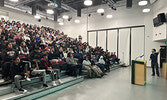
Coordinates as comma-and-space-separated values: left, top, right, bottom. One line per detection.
3, 0, 146, 20
5, 0, 127, 14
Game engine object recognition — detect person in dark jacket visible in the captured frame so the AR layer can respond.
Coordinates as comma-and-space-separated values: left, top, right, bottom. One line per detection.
29, 46, 42, 61
40, 54, 63, 86
66, 53, 83, 77
150, 49, 160, 76
10, 56, 28, 94
1, 41, 18, 81
30, 55, 48, 87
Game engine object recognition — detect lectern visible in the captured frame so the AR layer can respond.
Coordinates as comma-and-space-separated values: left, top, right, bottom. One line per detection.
131, 60, 147, 85
162, 62, 167, 80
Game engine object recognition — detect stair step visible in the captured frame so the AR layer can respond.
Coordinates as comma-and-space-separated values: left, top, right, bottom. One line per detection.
0, 71, 67, 96
0, 76, 84, 100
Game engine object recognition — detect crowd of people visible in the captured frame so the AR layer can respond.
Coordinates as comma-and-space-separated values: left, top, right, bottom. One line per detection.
0, 17, 120, 94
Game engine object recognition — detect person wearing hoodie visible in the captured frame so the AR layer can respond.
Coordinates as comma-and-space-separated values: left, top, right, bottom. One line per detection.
10, 56, 28, 94
1, 41, 18, 81
99, 56, 109, 72
40, 54, 63, 86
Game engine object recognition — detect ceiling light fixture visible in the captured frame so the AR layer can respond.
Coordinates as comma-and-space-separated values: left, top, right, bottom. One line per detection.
63, 15, 69, 19
46, 9, 54, 14
142, 8, 150, 13
106, 14, 113, 19
84, 0, 93, 6
75, 20, 80, 23
97, 8, 105, 13
59, 22, 64, 25
9, 0, 19, 2
34, 15, 41, 19
138, 0, 148, 6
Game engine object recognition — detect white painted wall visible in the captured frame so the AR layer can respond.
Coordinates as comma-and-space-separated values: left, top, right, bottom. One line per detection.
0, 7, 59, 29
59, 1, 166, 66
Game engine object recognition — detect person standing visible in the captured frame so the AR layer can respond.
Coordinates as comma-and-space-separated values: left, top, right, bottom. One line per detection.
150, 49, 160, 76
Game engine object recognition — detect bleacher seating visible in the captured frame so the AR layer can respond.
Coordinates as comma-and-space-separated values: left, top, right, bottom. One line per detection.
0, 17, 122, 99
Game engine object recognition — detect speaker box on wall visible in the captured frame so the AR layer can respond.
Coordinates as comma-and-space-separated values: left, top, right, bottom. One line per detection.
158, 13, 167, 22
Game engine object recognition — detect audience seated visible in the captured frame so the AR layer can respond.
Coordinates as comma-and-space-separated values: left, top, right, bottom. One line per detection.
0, 17, 121, 94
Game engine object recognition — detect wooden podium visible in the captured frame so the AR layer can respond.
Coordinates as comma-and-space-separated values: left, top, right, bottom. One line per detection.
162, 62, 167, 80
131, 60, 147, 85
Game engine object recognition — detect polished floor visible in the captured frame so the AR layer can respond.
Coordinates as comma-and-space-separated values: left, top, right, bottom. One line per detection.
38, 67, 167, 100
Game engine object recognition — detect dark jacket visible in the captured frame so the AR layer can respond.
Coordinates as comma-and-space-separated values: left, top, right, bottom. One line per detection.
1, 48, 18, 61
10, 61, 26, 80
40, 58, 52, 70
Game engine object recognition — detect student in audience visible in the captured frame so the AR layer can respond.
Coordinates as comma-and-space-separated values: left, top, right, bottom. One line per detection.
10, 56, 28, 93
30, 47, 42, 61
40, 54, 63, 86
19, 41, 30, 61
98, 56, 108, 73
1, 41, 18, 81
30, 55, 48, 87
91, 61, 104, 78
66, 53, 82, 77
82, 57, 92, 78
91, 56, 105, 74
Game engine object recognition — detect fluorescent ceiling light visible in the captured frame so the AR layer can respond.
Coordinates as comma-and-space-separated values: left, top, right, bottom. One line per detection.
75, 20, 80, 23
34, 15, 41, 19
142, 8, 150, 13
46, 9, 54, 14
138, 0, 148, 6
63, 15, 69, 19
84, 0, 93, 6
59, 22, 64, 25
97, 8, 104, 13
106, 14, 113, 19
9, 0, 19, 2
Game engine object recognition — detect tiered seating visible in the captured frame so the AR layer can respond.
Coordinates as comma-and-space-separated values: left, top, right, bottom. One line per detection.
0, 17, 121, 99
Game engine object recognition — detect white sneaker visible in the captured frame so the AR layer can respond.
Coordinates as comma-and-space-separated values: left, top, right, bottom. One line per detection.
58, 79, 63, 84
52, 81, 57, 86
19, 88, 27, 94
26, 77, 31, 81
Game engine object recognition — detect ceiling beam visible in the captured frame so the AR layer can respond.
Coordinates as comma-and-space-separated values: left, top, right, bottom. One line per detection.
44, 0, 77, 13
13, 0, 38, 7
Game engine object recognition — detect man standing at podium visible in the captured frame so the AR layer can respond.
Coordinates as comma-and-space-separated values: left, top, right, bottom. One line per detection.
150, 49, 160, 76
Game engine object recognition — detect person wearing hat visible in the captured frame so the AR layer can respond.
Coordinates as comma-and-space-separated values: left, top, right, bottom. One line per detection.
98, 56, 107, 73
30, 46, 42, 61
30, 55, 48, 87
40, 54, 63, 86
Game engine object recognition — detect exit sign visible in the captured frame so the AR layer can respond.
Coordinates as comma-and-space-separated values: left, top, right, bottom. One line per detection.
165, 41, 167, 44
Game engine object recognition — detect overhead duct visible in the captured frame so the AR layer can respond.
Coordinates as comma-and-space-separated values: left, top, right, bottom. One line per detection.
32, 3, 36, 15
54, 9, 58, 21
56, 0, 61, 8
149, 0, 157, 4
0, 0, 4, 7
126, 0, 132, 8
77, 6, 81, 17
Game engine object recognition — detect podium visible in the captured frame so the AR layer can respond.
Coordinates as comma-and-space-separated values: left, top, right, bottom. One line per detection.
131, 60, 147, 85
162, 62, 167, 80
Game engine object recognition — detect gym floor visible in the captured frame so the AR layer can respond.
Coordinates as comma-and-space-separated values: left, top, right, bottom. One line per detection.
37, 67, 167, 100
